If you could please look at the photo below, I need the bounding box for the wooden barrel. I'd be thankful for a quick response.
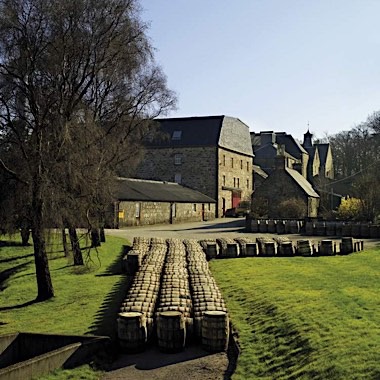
[117,312,147,352]
[325,222,336,236]
[341,237,354,255]
[296,240,312,256]
[289,220,300,234]
[156,311,186,353]
[369,225,380,238]
[201,311,229,352]
[206,243,218,260]
[245,242,258,256]
[267,220,276,233]
[360,224,370,238]
[320,240,334,256]
[250,220,259,233]
[264,242,276,256]
[351,224,360,238]
[226,243,239,258]
[341,224,352,237]
[276,221,285,234]
[259,220,268,233]
[305,222,314,235]
[279,242,294,256]
[315,222,326,236]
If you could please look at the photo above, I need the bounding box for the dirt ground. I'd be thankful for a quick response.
[102,218,379,379]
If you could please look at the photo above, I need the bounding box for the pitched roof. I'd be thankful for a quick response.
[253,165,269,179]
[275,133,308,157]
[316,144,330,165]
[116,178,216,203]
[285,168,320,198]
[147,115,253,156]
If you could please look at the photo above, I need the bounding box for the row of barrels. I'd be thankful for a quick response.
[155,239,192,352]
[246,217,380,238]
[185,239,229,352]
[118,237,229,353]
[118,237,167,351]
[202,237,363,258]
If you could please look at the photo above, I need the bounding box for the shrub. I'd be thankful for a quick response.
[337,197,363,220]
[276,197,306,218]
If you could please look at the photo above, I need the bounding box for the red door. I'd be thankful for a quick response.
[232,191,241,208]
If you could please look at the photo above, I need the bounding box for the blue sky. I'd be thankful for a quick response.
[140,0,380,140]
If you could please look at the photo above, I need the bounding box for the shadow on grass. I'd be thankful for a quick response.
[87,248,131,341]
[0,240,31,247]
[0,253,34,264]
[0,262,33,291]
[0,299,38,312]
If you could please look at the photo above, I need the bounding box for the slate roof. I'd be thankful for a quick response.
[148,115,253,156]
[275,133,308,158]
[316,144,329,165]
[253,165,268,179]
[116,178,216,203]
[285,168,320,198]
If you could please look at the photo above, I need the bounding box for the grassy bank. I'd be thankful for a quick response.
[210,248,380,380]
[1,234,130,337]
[211,250,380,379]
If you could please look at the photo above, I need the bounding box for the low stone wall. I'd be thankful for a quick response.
[245,216,380,239]
[0,333,110,380]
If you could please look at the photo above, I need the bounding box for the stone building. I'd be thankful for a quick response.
[251,156,320,218]
[115,178,216,227]
[136,116,254,217]
[302,130,334,183]
[251,131,309,177]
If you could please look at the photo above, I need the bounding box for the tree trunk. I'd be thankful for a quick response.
[20,227,30,246]
[62,228,69,257]
[100,227,106,243]
[69,227,84,265]
[91,228,101,247]
[31,181,54,301]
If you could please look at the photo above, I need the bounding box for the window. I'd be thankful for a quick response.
[247,161,249,171]
[174,154,182,165]
[223,155,226,166]
[237,178,240,188]
[193,204,197,212]
[233,177,236,187]
[172,130,182,140]
[208,203,211,211]
[247,179,250,188]
[231,157,234,168]
[174,173,182,184]
[222,175,226,186]
[135,203,140,218]
[240,160,243,169]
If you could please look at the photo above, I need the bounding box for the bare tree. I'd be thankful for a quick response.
[0,0,176,300]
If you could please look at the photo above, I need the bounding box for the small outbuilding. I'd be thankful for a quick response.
[114,178,216,227]
[251,156,320,218]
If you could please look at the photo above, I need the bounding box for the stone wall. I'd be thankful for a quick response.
[136,146,218,200]
[118,201,216,227]
[218,147,253,217]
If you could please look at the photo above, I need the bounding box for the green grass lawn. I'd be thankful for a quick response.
[0,233,130,379]
[210,248,380,380]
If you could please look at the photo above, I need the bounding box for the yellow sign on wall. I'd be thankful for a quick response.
[118,210,125,219]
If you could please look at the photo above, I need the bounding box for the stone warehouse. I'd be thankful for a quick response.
[136,116,254,217]
[115,178,216,227]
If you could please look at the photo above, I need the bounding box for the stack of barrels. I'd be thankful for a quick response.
[256,237,276,256]
[273,236,294,256]
[156,239,192,352]
[216,237,239,258]
[123,236,151,275]
[185,240,229,352]
[234,237,258,256]
[200,239,219,259]
[118,237,167,351]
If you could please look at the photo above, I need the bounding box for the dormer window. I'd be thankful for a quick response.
[172,130,182,140]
